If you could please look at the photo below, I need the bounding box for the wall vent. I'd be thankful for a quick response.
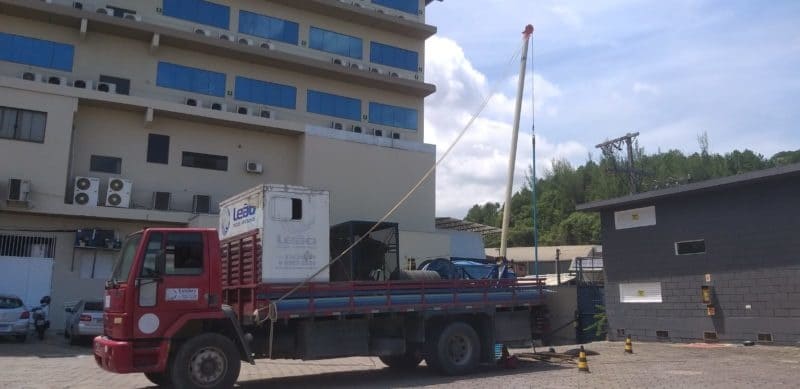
[656,330,669,339]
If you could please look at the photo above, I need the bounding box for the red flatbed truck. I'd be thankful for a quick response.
[94,186,549,388]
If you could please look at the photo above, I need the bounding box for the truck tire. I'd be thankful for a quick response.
[169,333,241,389]
[144,372,171,387]
[425,322,480,376]
[379,345,423,369]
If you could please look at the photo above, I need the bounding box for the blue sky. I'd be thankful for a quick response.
[424,0,800,217]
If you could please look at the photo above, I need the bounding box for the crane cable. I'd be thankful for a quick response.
[258,36,531,353]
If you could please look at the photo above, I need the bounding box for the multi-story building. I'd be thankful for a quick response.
[0,0,446,328]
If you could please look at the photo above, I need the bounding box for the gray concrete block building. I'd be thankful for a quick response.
[577,163,800,344]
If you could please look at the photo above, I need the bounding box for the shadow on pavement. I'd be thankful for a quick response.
[0,335,93,358]
[237,360,569,388]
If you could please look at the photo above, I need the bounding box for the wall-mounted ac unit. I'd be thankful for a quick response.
[152,191,171,211]
[186,97,202,107]
[390,72,400,78]
[192,195,211,214]
[238,37,254,46]
[369,67,386,75]
[245,161,263,174]
[352,125,363,133]
[211,102,227,111]
[194,28,211,37]
[73,176,100,207]
[123,13,142,22]
[219,33,234,42]
[22,72,43,82]
[236,106,250,115]
[47,76,67,85]
[95,7,113,16]
[332,58,348,67]
[97,82,116,93]
[331,121,343,130]
[259,109,272,119]
[73,79,93,89]
[350,63,365,70]
[260,41,275,50]
[7,178,31,203]
[374,129,383,137]
[105,178,132,208]
[392,132,401,140]
[73,2,83,10]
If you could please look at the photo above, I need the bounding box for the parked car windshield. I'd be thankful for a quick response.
[84,301,104,312]
[110,233,142,284]
[0,296,23,309]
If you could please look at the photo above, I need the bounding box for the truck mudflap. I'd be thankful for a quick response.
[93,336,169,374]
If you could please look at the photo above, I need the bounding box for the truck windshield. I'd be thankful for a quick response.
[110,233,142,284]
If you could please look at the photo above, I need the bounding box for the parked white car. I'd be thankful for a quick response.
[0,294,29,342]
[64,299,104,345]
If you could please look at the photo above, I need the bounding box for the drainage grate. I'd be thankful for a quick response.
[757,333,773,342]
[703,331,718,342]
[656,330,669,339]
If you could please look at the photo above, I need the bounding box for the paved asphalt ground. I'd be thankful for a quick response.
[1,335,798,388]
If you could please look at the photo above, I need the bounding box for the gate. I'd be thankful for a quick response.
[575,255,604,344]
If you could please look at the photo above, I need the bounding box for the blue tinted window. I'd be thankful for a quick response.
[309,27,362,59]
[156,62,226,97]
[369,102,418,130]
[234,76,296,109]
[163,0,230,29]
[371,0,419,14]
[307,90,361,121]
[370,42,418,72]
[238,11,298,45]
[0,32,74,72]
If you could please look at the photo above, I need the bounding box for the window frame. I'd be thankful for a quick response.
[234,76,297,109]
[674,239,706,256]
[181,151,228,171]
[238,10,299,45]
[89,155,122,174]
[368,102,418,130]
[147,134,170,164]
[0,32,75,72]
[309,26,363,59]
[156,62,227,97]
[369,41,419,72]
[0,106,47,143]
[162,0,230,29]
[306,90,361,121]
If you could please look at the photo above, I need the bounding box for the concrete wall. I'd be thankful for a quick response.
[600,178,800,344]
[545,285,577,345]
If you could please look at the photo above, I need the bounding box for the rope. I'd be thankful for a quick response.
[257,37,529,328]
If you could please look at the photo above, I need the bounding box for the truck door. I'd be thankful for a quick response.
[133,231,209,339]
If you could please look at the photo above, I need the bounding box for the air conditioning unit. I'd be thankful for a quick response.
[236,106,250,115]
[259,109,272,119]
[374,129,383,137]
[123,13,142,22]
[219,33,234,42]
[22,72,43,82]
[245,161,263,174]
[73,176,100,207]
[370,67,386,75]
[260,41,275,50]
[211,102,226,111]
[47,76,67,85]
[95,7,113,16]
[186,97,202,107]
[7,178,31,203]
[97,82,116,93]
[194,28,211,37]
[105,178,132,208]
[332,58,348,66]
[238,37,254,46]
[392,132,401,140]
[390,72,400,78]
[192,195,211,214]
[152,191,171,211]
[350,63,365,70]
[352,125,363,133]
[73,2,83,10]
[331,121,343,130]
[73,79,93,89]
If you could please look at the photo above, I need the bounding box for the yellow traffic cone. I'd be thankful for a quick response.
[577,345,589,373]
[625,335,633,354]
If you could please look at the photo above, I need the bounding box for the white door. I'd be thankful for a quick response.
[0,256,54,308]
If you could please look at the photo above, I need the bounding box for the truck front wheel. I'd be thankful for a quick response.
[426,322,480,376]
[170,333,241,389]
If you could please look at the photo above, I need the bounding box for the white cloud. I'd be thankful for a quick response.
[425,36,587,218]
[632,82,661,95]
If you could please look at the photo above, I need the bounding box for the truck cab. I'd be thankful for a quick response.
[95,228,249,388]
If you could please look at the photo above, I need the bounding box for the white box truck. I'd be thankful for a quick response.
[218,184,330,283]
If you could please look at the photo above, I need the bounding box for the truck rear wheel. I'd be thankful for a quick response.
[379,345,423,369]
[425,322,480,376]
[144,372,171,387]
[170,333,241,389]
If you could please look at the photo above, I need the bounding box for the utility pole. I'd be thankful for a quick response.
[595,132,640,195]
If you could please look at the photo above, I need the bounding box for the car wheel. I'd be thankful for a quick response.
[169,333,241,389]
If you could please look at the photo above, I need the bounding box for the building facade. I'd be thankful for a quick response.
[577,164,800,345]
[0,0,443,328]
